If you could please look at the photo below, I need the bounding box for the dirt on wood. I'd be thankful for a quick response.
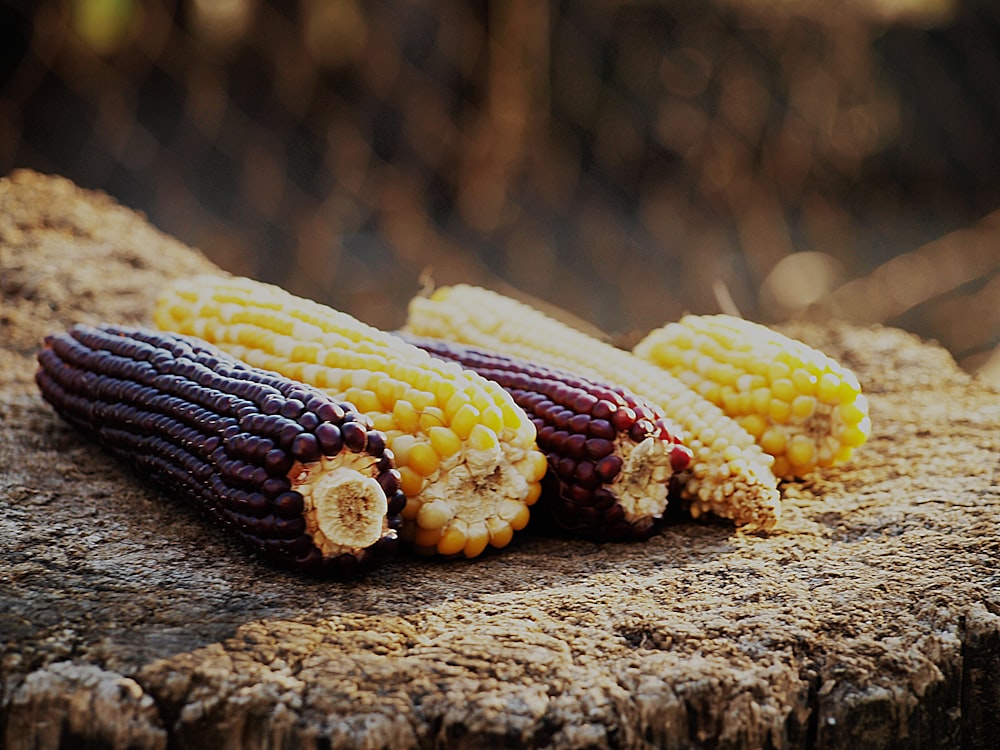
[1,170,998,749]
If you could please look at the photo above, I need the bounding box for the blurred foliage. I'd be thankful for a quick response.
[1,0,997,379]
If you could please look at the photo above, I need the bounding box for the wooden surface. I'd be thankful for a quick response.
[1,170,998,749]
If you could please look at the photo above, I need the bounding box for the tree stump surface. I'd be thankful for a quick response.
[1,170,998,749]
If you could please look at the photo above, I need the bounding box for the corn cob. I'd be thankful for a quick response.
[633,315,871,478]
[154,275,547,558]
[35,325,405,577]
[398,334,694,541]
[404,285,782,529]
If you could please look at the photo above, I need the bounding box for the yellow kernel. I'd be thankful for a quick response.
[697,381,721,404]
[838,397,868,426]
[428,426,462,457]
[407,441,441,477]
[371,413,396,433]
[738,413,767,439]
[751,387,772,415]
[817,373,841,404]
[468,423,500,452]
[791,395,816,421]
[721,387,740,414]
[523,482,542,508]
[759,426,787,455]
[786,435,817,470]
[771,378,796,402]
[450,403,481,439]
[463,522,491,557]
[487,517,514,548]
[444,390,471,419]
[768,360,792,380]
[390,434,417,464]
[412,525,442,548]
[408,389,437,412]
[833,444,855,464]
[401,496,421,521]
[418,406,447,431]
[343,387,381,415]
[525,450,549,483]
[417,499,453,530]
[397,466,425,497]
[840,420,870,448]
[500,401,527,430]
[436,526,468,556]
[375,377,402,410]
[791,368,818,396]
[769,398,791,424]
[771,456,792,478]
[394,399,422,434]
[435,378,459,405]
[471,390,494,412]
[480,404,505,434]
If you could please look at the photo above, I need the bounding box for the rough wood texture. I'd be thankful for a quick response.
[1,170,998,749]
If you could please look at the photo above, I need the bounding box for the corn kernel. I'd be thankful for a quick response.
[752,387,772,415]
[480,404,505,434]
[412,525,442,548]
[739,413,767,439]
[436,526,468,556]
[786,434,816,469]
[838,397,868,426]
[392,399,421,434]
[817,372,841,404]
[760,426,786,455]
[840,420,870,448]
[450,403,481,439]
[463,522,490,557]
[468,423,500,452]
[791,395,816,421]
[487,518,514,548]
[408,441,441,477]
[768,398,791,424]
[428,426,462,457]
[417,499,453,530]
[418,406,446,431]
[791,368,817,395]
[397,466,425,496]
[771,378,796,402]
[401,496,421,521]
[522,482,542,508]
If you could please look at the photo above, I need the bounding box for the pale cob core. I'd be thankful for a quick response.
[614,435,678,521]
[403,285,782,529]
[154,276,547,558]
[633,315,871,478]
[293,453,389,554]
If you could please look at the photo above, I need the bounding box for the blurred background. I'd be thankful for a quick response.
[1,0,998,381]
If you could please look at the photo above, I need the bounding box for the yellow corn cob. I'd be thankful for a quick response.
[154,275,548,558]
[404,285,782,529]
[632,314,871,478]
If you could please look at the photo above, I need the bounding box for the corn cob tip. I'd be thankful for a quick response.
[633,313,871,478]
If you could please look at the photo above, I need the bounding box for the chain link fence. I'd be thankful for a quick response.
[2,0,998,378]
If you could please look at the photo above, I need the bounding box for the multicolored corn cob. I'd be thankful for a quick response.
[633,315,871,478]
[404,285,783,529]
[154,275,548,558]
[398,334,694,541]
[35,325,404,577]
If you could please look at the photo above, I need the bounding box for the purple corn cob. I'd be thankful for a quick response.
[35,325,405,577]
